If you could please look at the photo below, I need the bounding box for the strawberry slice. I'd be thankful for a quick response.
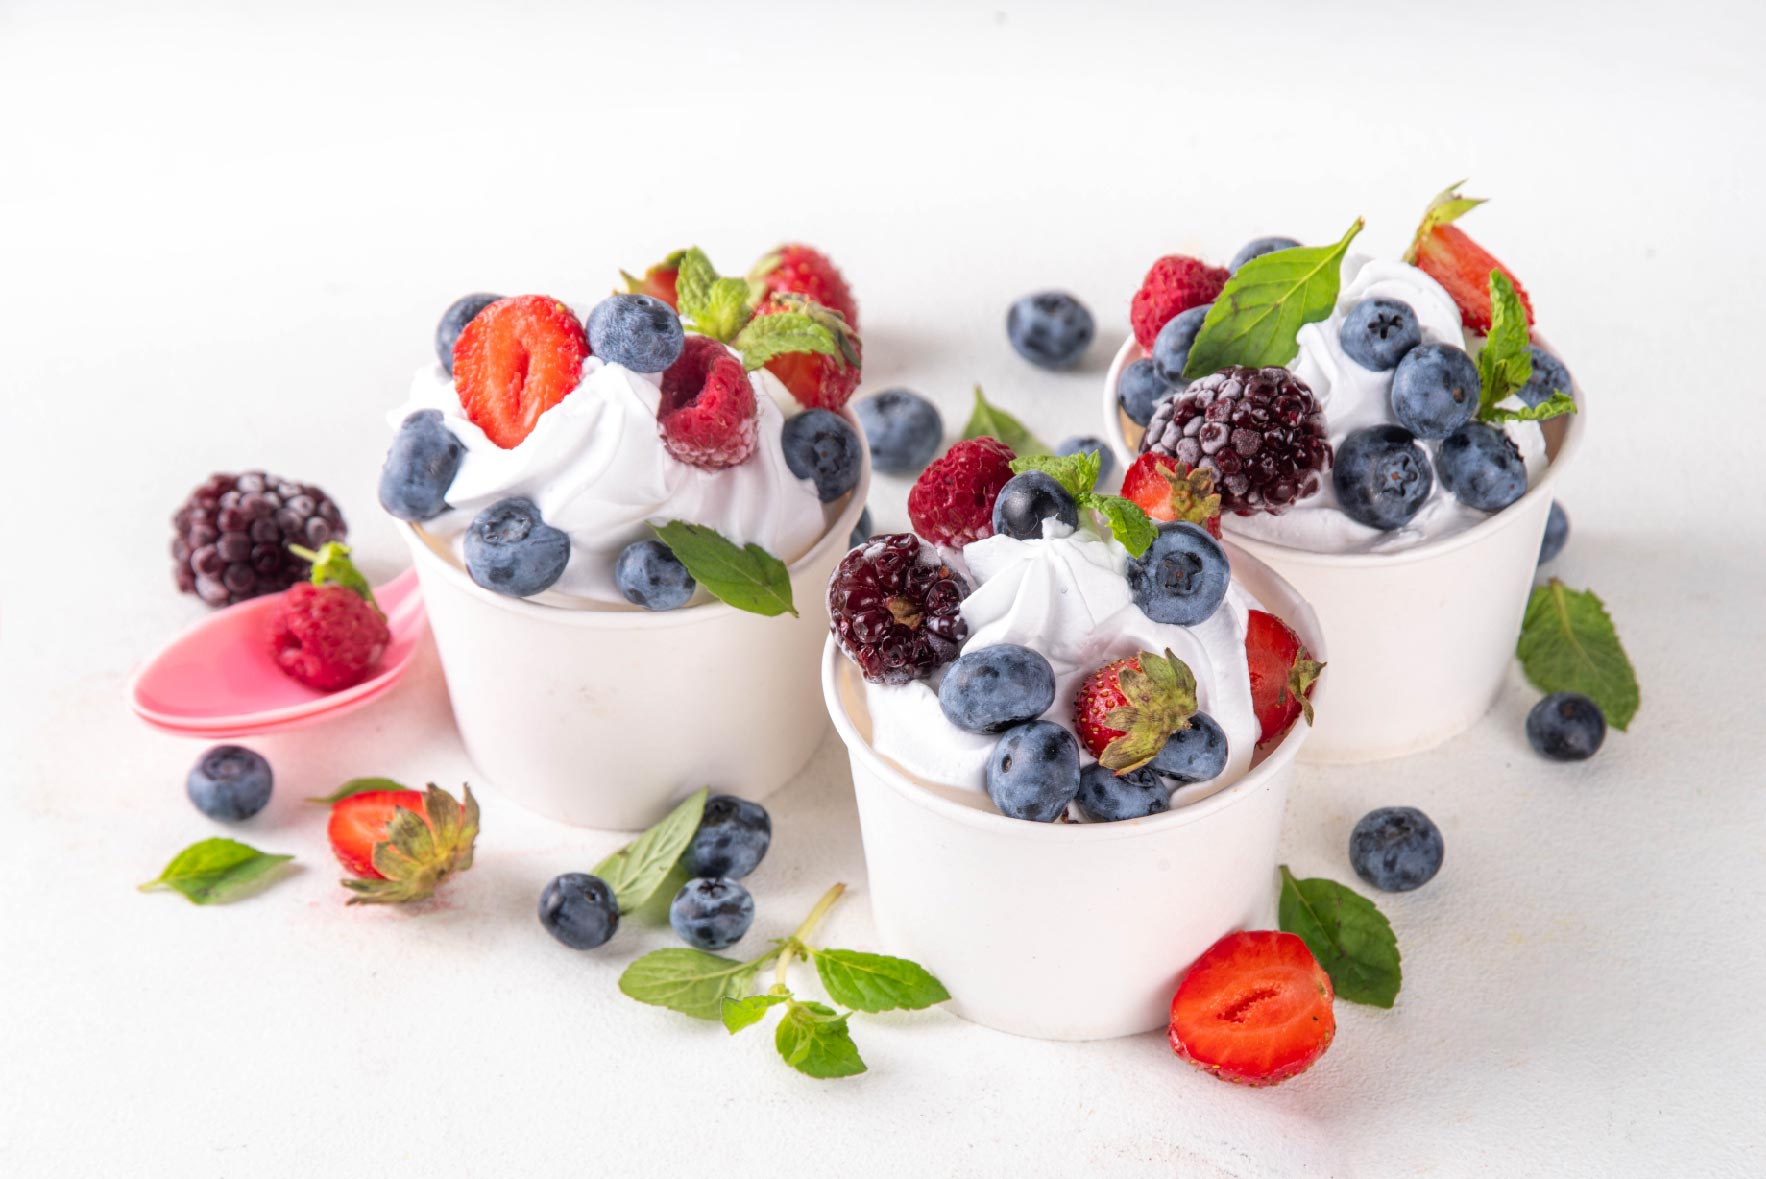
[1245,609,1322,746]
[1405,184,1534,335]
[1120,453,1223,539]
[453,295,589,449]
[327,789,426,879]
[1169,930,1335,1087]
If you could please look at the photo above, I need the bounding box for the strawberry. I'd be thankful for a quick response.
[327,783,479,905]
[453,295,589,449]
[621,250,684,309]
[1120,453,1223,539]
[1130,254,1228,351]
[751,244,858,329]
[1072,649,1199,772]
[658,335,758,469]
[1244,609,1323,746]
[1405,183,1534,334]
[753,294,863,412]
[1168,930,1335,1087]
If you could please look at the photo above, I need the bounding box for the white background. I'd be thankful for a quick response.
[4,1,1764,1175]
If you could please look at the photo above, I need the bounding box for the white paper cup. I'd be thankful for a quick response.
[404,434,870,831]
[1102,338,1587,763]
[822,543,1323,1041]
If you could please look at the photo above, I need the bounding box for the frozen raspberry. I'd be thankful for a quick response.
[906,437,1017,547]
[1140,366,1332,515]
[1130,255,1228,351]
[658,335,758,469]
[269,583,390,691]
[827,533,971,685]
[171,472,347,607]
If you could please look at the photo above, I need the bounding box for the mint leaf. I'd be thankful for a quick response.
[631,860,692,926]
[1009,452,1100,500]
[140,838,295,905]
[722,990,789,1034]
[650,521,796,617]
[306,777,405,805]
[673,247,717,327]
[1476,269,1534,419]
[962,386,1047,456]
[592,786,709,913]
[1485,390,1576,425]
[1184,218,1364,379]
[774,1000,866,1079]
[619,948,764,1021]
[1083,494,1158,558]
[812,948,950,1013]
[700,278,754,343]
[1516,580,1640,730]
[733,310,840,371]
[1278,866,1402,1008]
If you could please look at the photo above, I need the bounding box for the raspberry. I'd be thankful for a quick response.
[1130,255,1228,350]
[268,583,390,691]
[658,336,758,469]
[753,244,859,329]
[827,533,971,685]
[907,437,1017,547]
[453,295,589,449]
[171,472,347,607]
[1140,366,1332,516]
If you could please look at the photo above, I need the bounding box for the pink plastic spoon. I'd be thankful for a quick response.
[128,568,427,738]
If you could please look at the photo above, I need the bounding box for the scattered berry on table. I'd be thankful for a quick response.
[379,409,465,521]
[751,243,859,329]
[1339,297,1421,372]
[1520,345,1572,407]
[1437,421,1527,512]
[683,795,773,879]
[755,294,863,413]
[185,745,274,822]
[1348,805,1445,892]
[326,788,427,878]
[907,436,1017,547]
[1168,930,1335,1087]
[985,720,1082,822]
[435,293,501,376]
[781,409,863,503]
[1117,358,1174,427]
[670,877,755,951]
[1412,221,1533,334]
[464,497,570,597]
[1333,424,1434,531]
[849,505,874,550]
[1244,609,1321,746]
[1055,435,1115,482]
[1151,304,1210,383]
[857,389,943,474]
[1006,291,1095,369]
[658,335,758,469]
[1526,692,1606,761]
[828,533,971,684]
[1075,763,1170,822]
[1227,236,1301,274]
[1140,366,1331,516]
[1390,343,1479,439]
[172,472,347,607]
[453,295,589,449]
[938,643,1057,734]
[538,873,620,950]
[326,785,479,903]
[614,539,695,611]
[1131,254,1228,350]
[586,293,685,373]
[1150,710,1229,784]
[1538,501,1570,566]
[991,470,1080,540]
[1127,522,1230,626]
[1121,453,1223,537]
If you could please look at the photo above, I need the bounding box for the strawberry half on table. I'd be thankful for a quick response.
[1405,182,1535,335]
[1169,930,1335,1087]
[327,784,479,905]
[1244,609,1323,747]
[453,295,590,449]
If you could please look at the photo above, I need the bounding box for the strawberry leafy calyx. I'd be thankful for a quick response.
[1283,657,1325,727]
[1402,179,1487,265]
[289,541,378,611]
[342,783,480,905]
[1099,649,1200,772]
[1163,464,1222,532]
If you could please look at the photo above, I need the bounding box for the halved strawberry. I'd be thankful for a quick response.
[658,335,758,469]
[1245,609,1322,746]
[1073,650,1198,771]
[621,251,684,309]
[326,784,479,905]
[1120,453,1223,539]
[753,294,863,412]
[453,295,589,449]
[327,789,426,879]
[1169,930,1334,1087]
[1405,184,1534,334]
[751,243,858,329]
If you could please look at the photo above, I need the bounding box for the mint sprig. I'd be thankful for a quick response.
[1516,579,1639,730]
[1008,452,1157,557]
[140,838,295,905]
[962,386,1048,457]
[592,787,710,914]
[673,247,754,342]
[1277,866,1402,1008]
[1486,391,1576,424]
[1476,269,1576,425]
[650,520,796,617]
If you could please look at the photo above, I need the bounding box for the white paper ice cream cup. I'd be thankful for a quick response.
[822,542,1323,1041]
[1102,338,1587,764]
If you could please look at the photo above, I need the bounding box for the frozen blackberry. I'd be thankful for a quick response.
[171,472,348,607]
[827,533,971,685]
[1139,366,1331,515]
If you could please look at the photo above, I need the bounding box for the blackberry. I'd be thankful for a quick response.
[171,472,347,607]
[1140,366,1331,515]
[827,533,971,685]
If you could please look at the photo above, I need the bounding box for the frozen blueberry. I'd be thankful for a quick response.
[669,877,755,951]
[1126,522,1229,626]
[185,745,273,822]
[1348,806,1444,893]
[1117,358,1174,426]
[684,795,772,879]
[992,471,1080,540]
[985,721,1082,822]
[615,539,695,611]
[435,293,500,375]
[1390,343,1480,440]
[1339,298,1421,372]
[1151,304,1210,383]
[464,497,570,597]
[1076,764,1170,823]
[1526,693,1606,761]
[378,409,465,521]
[1520,345,1573,408]
[586,293,685,373]
[856,389,943,474]
[782,409,863,503]
[1007,291,1095,369]
[850,505,875,550]
[938,643,1057,734]
[538,873,619,950]
[1333,425,1434,531]
[1150,711,1229,784]
[1056,435,1115,483]
[1437,422,1527,513]
[1228,236,1300,274]
[1538,501,1570,566]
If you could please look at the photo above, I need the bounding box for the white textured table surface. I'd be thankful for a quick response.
[4,2,1764,1175]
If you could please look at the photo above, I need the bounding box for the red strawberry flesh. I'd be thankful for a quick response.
[453,295,589,449]
[1168,930,1335,1087]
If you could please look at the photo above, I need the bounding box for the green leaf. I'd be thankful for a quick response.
[1083,493,1158,558]
[961,386,1047,456]
[812,948,951,1013]
[774,1000,867,1079]
[1184,218,1364,379]
[1278,866,1402,1008]
[592,786,709,913]
[1484,390,1577,425]
[139,838,295,905]
[631,860,692,926]
[306,777,405,805]
[650,521,796,617]
[619,948,764,1021]
[288,541,375,606]
[1009,451,1100,500]
[733,310,841,370]
[700,278,754,342]
[672,247,717,326]
[1403,180,1487,263]
[1476,269,1535,418]
[1516,580,1640,730]
[721,990,789,1034]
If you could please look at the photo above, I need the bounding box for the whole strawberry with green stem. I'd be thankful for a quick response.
[1073,649,1200,772]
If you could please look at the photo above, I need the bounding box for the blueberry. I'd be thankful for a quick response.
[464,497,570,597]
[991,471,1079,540]
[1126,522,1229,626]
[1333,425,1434,531]
[1006,291,1095,369]
[985,721,1081,822]
[1349,806,1444,892]
[586,293,685,373]
[1538,501,1570,566]
[1228,236,1300,274]
[683,795,772,879]
[1075,764,1170,822]
[435,293,500,375]
[1526,693,1606,761]
[1151,304,1210,383]
[1390,343,1480,439]
[614,539,695,611]
[378,409,465,521]
[1150,710,1228,783]
[1339,298,1421,372]
[782,409,863,504]
[850,505,874,550]
[538,873,619,950]
[669,877,755,951]
[185,745,273,822]
[1520,345,1572,408]
[938,643,1057,734]
[1055,435,1115,483]
[856,389,943,474]
[1437,422,1527,512]
[1117,358,1174,427]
